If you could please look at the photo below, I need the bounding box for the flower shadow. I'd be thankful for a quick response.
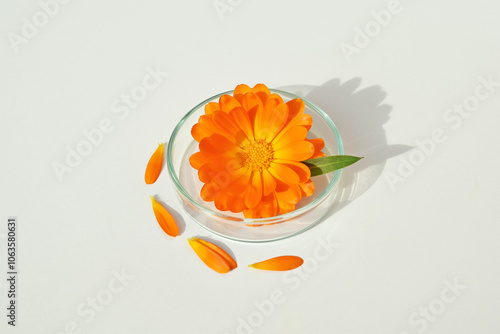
[278,78,411,219]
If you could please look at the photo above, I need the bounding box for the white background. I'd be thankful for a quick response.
[1,0,500,333]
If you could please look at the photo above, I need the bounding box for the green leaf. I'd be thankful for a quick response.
[302,155,363,177]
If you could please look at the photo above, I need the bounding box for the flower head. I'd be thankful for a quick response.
[189,84,325,218]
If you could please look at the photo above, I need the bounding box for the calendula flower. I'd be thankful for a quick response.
[189,84,325,218]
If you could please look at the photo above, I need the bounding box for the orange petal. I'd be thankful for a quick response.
[198,164,214,183]
[219,94,241,113]
[259,195,278,218]
[260,196,279,218]
[227,172,252,196]
[274,141,315,161]
[227,194,246,213]
[267,93,284,105]
[150,196,179,237]
[207,155,241,174]
[276,185,302,214]
[212,110,239,136]
[241,92,263,126]
[274,175,291,192]
[314,152,327,158]
[306,138,326,159]
[234,84,252,95]
[191,123,209,142]
[269,163,300,185]
[204,158,241,188]
[271,113,312,147]
[286,98,305,121]
[204,114,237,141]
[245,172,262,209]
[145,143,164,184]
[276,184,302,205]
[272,125,308,150]
[188,237,237,273]
[268,103,289,139]
[199,134,237,157]
[299,179,315,197]
[196,238,237,270]
[199,114,218,132]
[204,102,220,115]
[249,256,303,271]
[274,160,311,183]
[290,113,313,130]
[251,83,271,104]
[191,114,221,142]
[189,152,206,170]
[195,238,237,270]
[199,137,218,156]
[212,111,248,145]
[254,98,277,140]
[276,200,295,215]
[210,133,239,153]
[243,193,278,218]
[256,101,289,141]
[243,208,259,219]
[200,182,219,202]
[229,107,254,141]
[214,188,230,211]
[234,84,252,104]
[261,170,277,196]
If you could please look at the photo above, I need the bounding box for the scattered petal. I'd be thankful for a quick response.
[249,256,303,271]
[150,196,179,237]
[145,143,164,184]
[188,237,237,273]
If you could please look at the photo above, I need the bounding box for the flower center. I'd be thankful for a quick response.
[239,140,274,172]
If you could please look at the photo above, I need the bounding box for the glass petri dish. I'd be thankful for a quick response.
[167,89,344,242]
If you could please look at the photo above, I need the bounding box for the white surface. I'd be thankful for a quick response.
[1,0,500,333]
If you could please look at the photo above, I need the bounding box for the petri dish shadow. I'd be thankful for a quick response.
[278,78,412,220]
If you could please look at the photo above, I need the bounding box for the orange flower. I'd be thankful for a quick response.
[189,84,325,218]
